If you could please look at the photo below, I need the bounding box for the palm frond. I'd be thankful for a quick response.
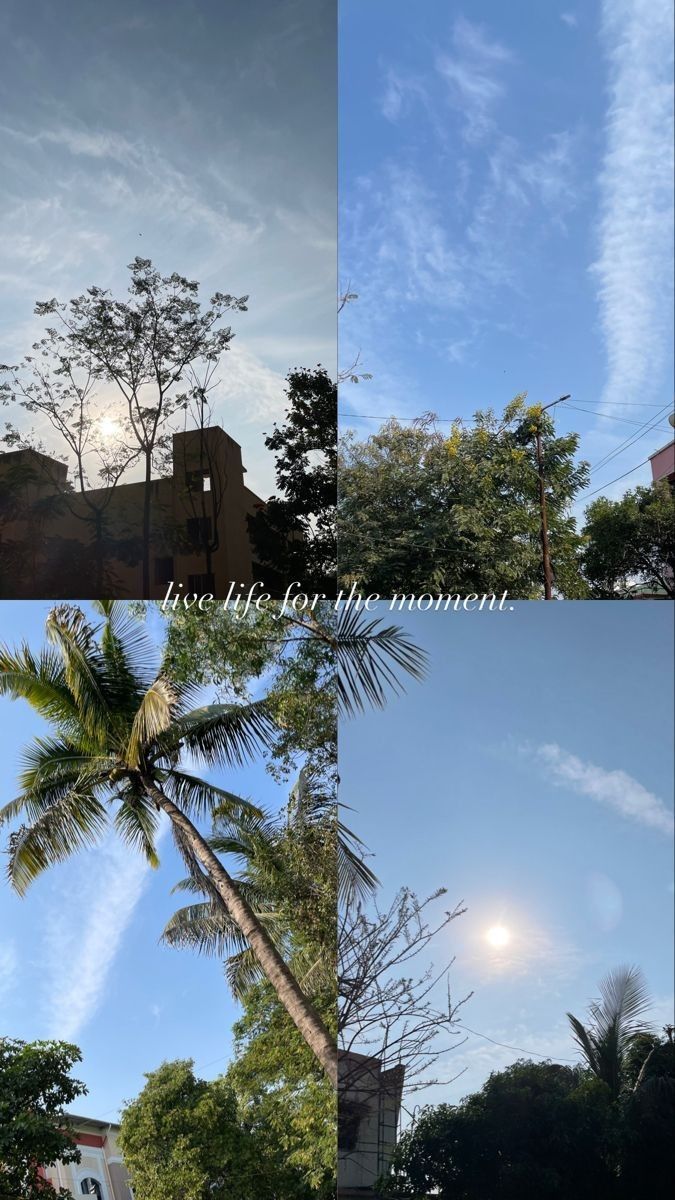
[567,1012,600,1074]
[126,677,176,768]
[0,644,79,731]
[160,769,260,821]
[113,783,161,867]
[336,608,428,717]
[157,700,275,767]
[45,606,111,743]
[7,790,109,895]
[595,965,653,1044]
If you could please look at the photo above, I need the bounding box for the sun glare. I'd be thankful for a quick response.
[486,924,511,948]
[98,416,121,441]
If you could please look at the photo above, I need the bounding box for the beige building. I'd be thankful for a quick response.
[40,1114,132,1200]
[338,1051,405,1198]
[0,426,277,599]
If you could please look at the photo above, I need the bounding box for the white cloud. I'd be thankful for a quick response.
[529,743,674,836]
[42,825,167,1041]
[591,0,674,413]
[0,940,18,1007]
[436,17,514,143]
[560,12,579,28]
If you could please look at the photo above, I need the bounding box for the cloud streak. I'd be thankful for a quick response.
[43,827,166,1040]
[529,743,674,836]
[592,0,674,413]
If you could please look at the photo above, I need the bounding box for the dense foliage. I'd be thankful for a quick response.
[0,1037,86,1200]
[118,1060,265,1200]
[338,398,590,597]
[582,480,675,597]
[250,367,337,594]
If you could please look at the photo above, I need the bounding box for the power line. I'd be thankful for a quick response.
[583,456,653,499]
[588,404,672,475]
[457,1023,576,1063]
[566,404,672,432]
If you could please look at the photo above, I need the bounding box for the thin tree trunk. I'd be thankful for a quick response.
[142,449,152,597]
[141,775,338,1087]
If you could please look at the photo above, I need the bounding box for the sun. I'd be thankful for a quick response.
[486,924,511,948]
[98,416,121,441]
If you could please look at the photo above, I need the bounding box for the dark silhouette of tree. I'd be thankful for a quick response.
[250,367,336,594]
[3,259,247,595]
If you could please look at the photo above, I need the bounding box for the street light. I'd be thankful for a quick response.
[535,395,570,600]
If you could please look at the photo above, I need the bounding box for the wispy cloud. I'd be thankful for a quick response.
[0,940,18,1007]
[591,0,674,413]
[436,17,514,143]
[560,12,579,28]
[43,826,166,1040]
[525,743,674,836]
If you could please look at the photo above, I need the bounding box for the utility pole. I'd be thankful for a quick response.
[535,395,570,600]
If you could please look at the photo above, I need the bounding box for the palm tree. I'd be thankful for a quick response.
[567,965,653,1099]
[0,601,339,1081]
[0,600,426,1088]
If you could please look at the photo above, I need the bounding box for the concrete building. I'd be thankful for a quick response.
[0,426,276,598]
[40,1115,132,1199]
[649,437,675,488]
[338,1051,405,1199]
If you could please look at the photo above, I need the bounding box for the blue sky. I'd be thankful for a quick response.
[0,0,335,499]
[340,601,674,1108]
[339,0,674,505]
[0,601,291,1120]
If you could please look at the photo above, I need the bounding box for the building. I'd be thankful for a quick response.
[0,425,278,599]
[338,1051,405,1198]
[40,1114,132,1199]
[649,434,675,488]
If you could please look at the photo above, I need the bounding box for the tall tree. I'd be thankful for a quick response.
[0,1037,86,1200]
[338,398,589,597]
[582,481,675,597]
[0,601,335,1083]
[249,367,337,594]
[21,259,247,595]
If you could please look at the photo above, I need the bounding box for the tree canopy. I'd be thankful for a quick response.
[582,480,675,597]
[338,398,589,597]
[118,1060,263,1200]
[0,1037,86,1200]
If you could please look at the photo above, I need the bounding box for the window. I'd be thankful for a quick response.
[80,1180,103,1198]
[188,573,215,595]
[154,556,174,584]
[186,516,212,546]
[186,470,211,492]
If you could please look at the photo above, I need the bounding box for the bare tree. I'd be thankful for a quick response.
[339,886,470,1100]
[1,349,140,593]
[25,259,247,595]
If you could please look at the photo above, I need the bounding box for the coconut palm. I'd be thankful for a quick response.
[161,763,371,1000]
[567,965,653,1099]
[0,600,338,1083]
[0,600,426,1088]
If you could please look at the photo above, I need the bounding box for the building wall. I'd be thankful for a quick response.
[0,426,269,598]
[42,1123,133,1200]
[649,439,675,486]
[338,1052,404,1198]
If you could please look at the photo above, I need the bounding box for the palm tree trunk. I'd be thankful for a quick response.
[141,775,338,1087]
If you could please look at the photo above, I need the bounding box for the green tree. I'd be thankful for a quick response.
[379,1061,616,1200]
[118,1060,263,1200]
[0,601,335,1083]
[567,965,653,1100]
[338,398,589,597]
[0,1037,86,1200]
[249,367,337,594]
[582,481,675,597]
